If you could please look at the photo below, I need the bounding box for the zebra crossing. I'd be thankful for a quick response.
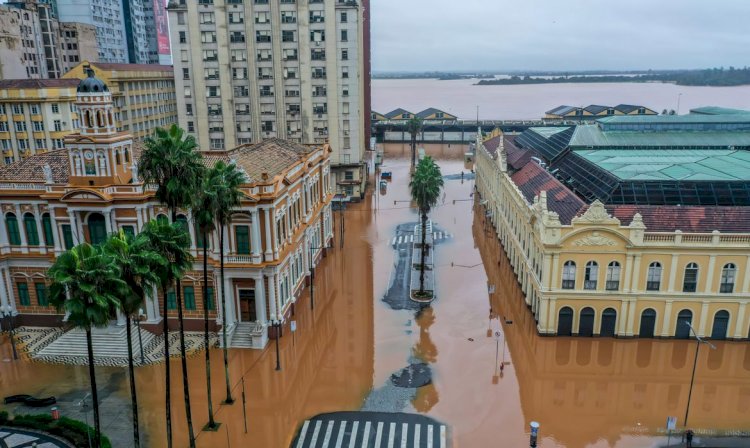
[391,232,452,247]
[293,413,448,448]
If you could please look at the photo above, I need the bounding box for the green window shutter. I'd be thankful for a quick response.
[24,214,39,245]
[122,225,135,238]
[184,286,195,310]
[235,225,250,254]
[6,215,20,245]
[206,286,214,310]
[167,290,176,310]
[196,226,210,249]
[62,224,74,249]
[42,214,54,246]
[35,283,48,306]
[88,215,106,245]
[17,283,30,306]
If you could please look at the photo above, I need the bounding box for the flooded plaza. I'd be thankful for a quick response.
[2,144,750,447]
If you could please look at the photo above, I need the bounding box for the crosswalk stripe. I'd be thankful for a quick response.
[335,421,347,448]
[362,421,372,448]
[391,237,396,245]
[427,425,434,448]
[440,425,446,448]
[321,421,334,447]
[397,236,402,244]
[296,421,310,448]
[374,422,384,448]
[409,235,414,242]
[348,421,359,448]
[309,420,322,447]
[400,423,408,448]
[387,422,396,448]
[414,424,421,447]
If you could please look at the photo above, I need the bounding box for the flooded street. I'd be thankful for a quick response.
[3,145,750,447]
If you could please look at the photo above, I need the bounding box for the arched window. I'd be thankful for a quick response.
[124,148,130,163]
[584,261,598,290]
[108,111,113,126]
[85,110,92,128]
[683,263,699,292]
[96,110,104,127]
[579,307,595,337]
[675,309,693,339]
[647,262,662,291]
[605,261,621,291]
[156,214,169,225]
[115,151,121,165]
[711,310,730,340]
[600,308,617,337]
[720,263,736,293]
[5,213,21,245]
[557,306,573,336]
[23,213,39,246]
[87,213,107,245]
[42,213,54,246]
[639,308,657,338]
[562,261,576,289]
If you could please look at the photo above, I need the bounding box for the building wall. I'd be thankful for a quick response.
[59,22,99,74]
[167,0,365,198]
[475,133,750,340]
[0,4,49,79]
[57,0,129,62]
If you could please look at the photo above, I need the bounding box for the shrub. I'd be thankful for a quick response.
[0,412,111,448]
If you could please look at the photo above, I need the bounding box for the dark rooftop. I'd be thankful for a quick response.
[578,204,750,233]
[511,161,585,225]
[0,79,80,89]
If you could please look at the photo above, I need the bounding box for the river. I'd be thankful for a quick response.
[372,78,750,119]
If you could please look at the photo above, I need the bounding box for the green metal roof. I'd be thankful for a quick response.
[574,148,750,181]
[569,124,750,148]
[689,106,750,115]
[596,114,750,124]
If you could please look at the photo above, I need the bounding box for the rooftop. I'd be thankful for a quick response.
[88,62,174,73]
[385,108,412,118]
[569,123,750,148]
[689,106,750,116]
[0,79,80,90]
[577,204,750,233]
[510,162,585,224]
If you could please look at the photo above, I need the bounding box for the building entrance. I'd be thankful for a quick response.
[238,289,257,322]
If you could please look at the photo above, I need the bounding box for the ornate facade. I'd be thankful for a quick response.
[0,69,334,349]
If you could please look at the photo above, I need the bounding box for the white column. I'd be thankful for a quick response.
[187,211,197,251]
[550,254,559,290]
[223,224,231,254]
[135,206,143,232]
[103,210,112,234]
[263,208,273,261]
[115,308,126,326]
[48,207,62,254]
[626,299,637,337]
[255,275,267,325]
[548,297,557,333]
[15,205,28,250]
[743,256,750,293]
[4,268,16,313]
[661,300,673,337]
[733,302,747,339]
[538,296,549,333]
[618,300,628,336]
[0,209,9,253]
[0,267,9,311]
[33,205,45,254]
[268,272,277,320]
[697,300,710,337]
[251,209,262,263]
[146,284,160,323]
[224,275,236,326]
[630,255,642,293]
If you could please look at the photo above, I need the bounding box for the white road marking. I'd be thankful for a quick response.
[296,421,310,448]
[374,422,384,448]
[427,425,434,448]
[391,237,397,245]
[362,421,372,448]
[335,421,347,448]
[321,420,334,447]
[309,420,322,447]
[414,424,421,447]
[440,425,447,448]
[387,422,396,448]
[400,423,409,448]
[348,421,360,448]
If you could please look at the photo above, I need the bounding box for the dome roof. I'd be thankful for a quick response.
[77,68,108,93]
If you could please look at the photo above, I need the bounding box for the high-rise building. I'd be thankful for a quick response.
[59,22,99,74]
[0,2,48,79]
[56,0,129,63]
[167,0,369,199]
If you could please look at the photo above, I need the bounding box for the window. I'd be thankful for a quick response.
[167,289,176,310]
[23,213,39,246]
[720,263,736,293]
[184,286,196,310]
[54,120,62,131]
[17,282,30,306]
[199,12,214,24]
[6,213,20,245]
[30,104,39,114]
[179,31,187,44]
[122,226,135,238]
[231,49,246,62]
[281,11,296,23]
[51,103,59,114]
[201,31,216,43]
[32,121,43,131]
[210,139,224,150]
[235,225,250,254]
[206,286,214,310]
[341,30,348,41]
[341,49,348,60]
[42,213,53,246]
[342,67,349,78]
[282,30,295,42]
[203,49,218,61]
[584,261,598,290]
[177,12,185,25]
[182,68,190,80]
[62,224,74,249]
[562,261,576,289]
[344,171,354,181]
[647,262,662,291]
[606,261,620,291]
[35,283,48,306]
[187,121,194,132]
[229,12,244,23]
[340,12,347,22]
[15,121,27,132]
[683,263,699,292]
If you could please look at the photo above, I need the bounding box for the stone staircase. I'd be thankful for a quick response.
[36,324,156,360]
[229,322,267,349]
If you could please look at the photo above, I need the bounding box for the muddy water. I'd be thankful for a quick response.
[2,143,750,447]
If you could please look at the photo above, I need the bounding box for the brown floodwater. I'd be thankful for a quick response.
[2,144,750,448]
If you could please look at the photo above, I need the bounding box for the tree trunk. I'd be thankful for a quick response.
[203,233,217,428]
[410,134,417,173]
[220,223,234,403]
[85,327,102,448]
[163,285,173,448]
[125,315,140,447]
[420,211,427,294]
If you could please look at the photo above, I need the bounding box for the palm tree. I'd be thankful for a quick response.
[409,156,444,296]
[140,220,193,448]
[211,160,245,404]
[48,243,126,448]
[103,230,165,447]
[192,166,221,429]
[406,116,423,173]
[139,124,203,447]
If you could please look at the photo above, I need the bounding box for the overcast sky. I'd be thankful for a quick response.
[371,0,750,72]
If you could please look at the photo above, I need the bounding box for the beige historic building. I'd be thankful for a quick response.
[476,119,750,340]
[0,69,334,349]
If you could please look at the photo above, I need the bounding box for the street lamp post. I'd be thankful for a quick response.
[683,322,716,436]
[136,308,145,365]
[273,320,281,371]
[1,304,18,360]
[308,243,331,311]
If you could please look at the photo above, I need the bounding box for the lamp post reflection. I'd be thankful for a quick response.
[1,304,18,360]
[683,322,716,436]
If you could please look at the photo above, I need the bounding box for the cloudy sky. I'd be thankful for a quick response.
[371,0,750,72]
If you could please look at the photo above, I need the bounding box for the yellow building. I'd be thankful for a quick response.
[63,61,177,141]
[0,79,81,164]
[476,124,750,340]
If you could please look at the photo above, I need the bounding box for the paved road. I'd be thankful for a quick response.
[292,412,448,448]
[0,427,71,447]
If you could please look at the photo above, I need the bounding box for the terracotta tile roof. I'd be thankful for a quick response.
[511,162,585,224]
[91,62,173,72]
[578,204,750,233]
[0,149,70,183]
[505,136,533,170]
[0,79,80,89]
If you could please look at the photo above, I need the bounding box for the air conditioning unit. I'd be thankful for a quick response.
[343,130,349,136]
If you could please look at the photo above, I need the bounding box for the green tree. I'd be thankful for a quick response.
[103,230,165,447]
[409,156,444,296]
[48,244,126,448]
[138,124,203,447]
[406,117,423,174]
[211,160,245,404]
[139,220,193,448]
[192,166,221,429]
